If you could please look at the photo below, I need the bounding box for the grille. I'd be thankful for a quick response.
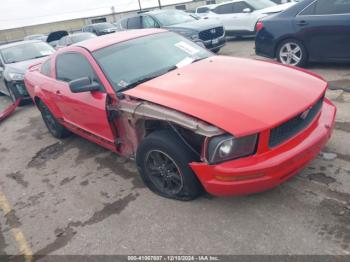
[199,27,224,41]
[269,96,324,148]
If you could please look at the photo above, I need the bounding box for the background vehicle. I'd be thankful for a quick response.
[255,0,350,67]
[195,0,295,36]
[115,10,225,52]
[82,22,117,36]
[271,0,302,3]
[0,40,55,103]
[46,30,69,48]
[24,34,48,41]
[56,32,97,49]
[25,29,335,200]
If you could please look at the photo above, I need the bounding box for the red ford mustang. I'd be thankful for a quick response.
[24,29,336,200]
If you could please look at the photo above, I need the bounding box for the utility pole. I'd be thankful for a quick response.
[111,6,116,23]
[158,0,162,9]
[138,0,142,11]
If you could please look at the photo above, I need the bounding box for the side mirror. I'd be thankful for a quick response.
[243,8,252,13]
[69,77,100,93]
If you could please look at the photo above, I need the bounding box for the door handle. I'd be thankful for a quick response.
[297,20,308,26]
[55,90,61,95]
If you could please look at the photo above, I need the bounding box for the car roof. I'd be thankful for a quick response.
[198,0,243,9]
[76,28,167,52]
[0,40,42,50]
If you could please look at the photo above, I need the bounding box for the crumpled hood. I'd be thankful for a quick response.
[255,3,295,15]
[124,56,327,137]
[6,57,47,75]
[165,18,223,32]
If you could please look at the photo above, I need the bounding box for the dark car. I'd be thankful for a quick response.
[56,33,97,49]
[255,0,350,67]
[47,30,69,48]
[115,10,226,52]
[0,40,55,103]
[82,23,117,36]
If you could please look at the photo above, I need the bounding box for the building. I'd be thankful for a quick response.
[0,0,226,43]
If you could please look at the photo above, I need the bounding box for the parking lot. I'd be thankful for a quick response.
[0,38,350,257]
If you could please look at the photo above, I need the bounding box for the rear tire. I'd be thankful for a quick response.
[38,100,71,139]
[136,130,203,201]
[277,39,308,67]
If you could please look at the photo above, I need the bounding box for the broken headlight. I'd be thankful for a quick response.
[207,133,258,164]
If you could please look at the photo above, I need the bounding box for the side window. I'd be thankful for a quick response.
[41,59,51,77]
[299,2,316,15]
[127,16,142,29]
[233,2,251,13]
[197,7,210,14]
[142,16,158,28]
[213,3,234,14]
[56,53,99,84]
[315,0,350,15]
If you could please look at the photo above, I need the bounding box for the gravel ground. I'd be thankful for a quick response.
[0,39,350,259]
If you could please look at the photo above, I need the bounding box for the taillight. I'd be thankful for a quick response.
[255,21,264,33]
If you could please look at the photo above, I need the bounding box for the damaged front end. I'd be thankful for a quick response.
[108,97,224,161]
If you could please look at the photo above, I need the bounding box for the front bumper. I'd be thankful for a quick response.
[190,99,336,197]
[8,80,30,98]
[203,35,226,51]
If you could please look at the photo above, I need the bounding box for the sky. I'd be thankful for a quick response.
[0,0,191,30]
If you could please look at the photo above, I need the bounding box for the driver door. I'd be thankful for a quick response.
[231,1,257,32]
[53,51,115,147]
[213,3,237,31]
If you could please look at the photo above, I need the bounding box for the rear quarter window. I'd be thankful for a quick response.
[41,59,51,77]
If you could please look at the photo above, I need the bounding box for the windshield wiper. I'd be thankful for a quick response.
[191,57,207,64]
[34,55,49,59]
[117,66,178,93]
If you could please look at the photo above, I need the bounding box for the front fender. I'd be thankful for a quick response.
[32,86,63,119]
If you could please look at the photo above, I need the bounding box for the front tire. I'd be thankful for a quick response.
[38,100,71,139]
[277,39,307,67]
[136,130,203,201]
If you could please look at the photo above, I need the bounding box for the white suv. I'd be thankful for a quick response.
[195,0,295,36]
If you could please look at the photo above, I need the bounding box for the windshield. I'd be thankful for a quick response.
[245,0,276,10]
[71,33,96,43]
[0,42,55,64]
[153,11,198,26]
[94,23,115,30]
[93,32,212,92]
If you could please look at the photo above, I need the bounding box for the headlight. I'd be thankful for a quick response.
[8,72,24,81]
[207,134,258,164]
